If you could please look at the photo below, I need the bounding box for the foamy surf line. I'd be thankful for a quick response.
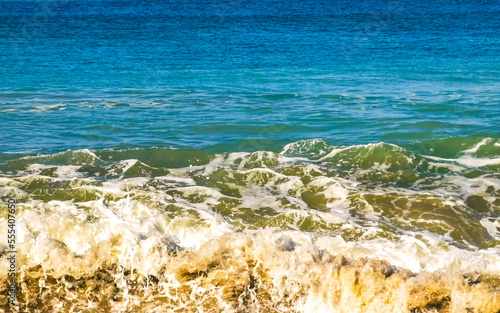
[1,138,500,312]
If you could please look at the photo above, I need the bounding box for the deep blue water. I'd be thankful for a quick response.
[1,0,500,153]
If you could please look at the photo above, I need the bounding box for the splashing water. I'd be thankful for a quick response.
[1,138,500,312]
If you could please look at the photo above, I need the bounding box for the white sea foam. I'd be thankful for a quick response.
[1,142,500,312]
[424,154,500,167]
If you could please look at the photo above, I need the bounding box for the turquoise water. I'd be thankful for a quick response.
[1,0,500,153]
[1,1,500,312]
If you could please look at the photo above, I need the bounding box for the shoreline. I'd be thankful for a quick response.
[1,232,499,312]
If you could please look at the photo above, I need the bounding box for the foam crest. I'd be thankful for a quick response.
[1,139,500,312]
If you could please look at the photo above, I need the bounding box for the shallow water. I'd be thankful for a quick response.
[1,139,500,312]
[1,0,500,312]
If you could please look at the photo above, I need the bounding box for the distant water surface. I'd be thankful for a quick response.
[0,0,499,153]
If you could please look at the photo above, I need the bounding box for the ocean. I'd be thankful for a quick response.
[0,0,500,312]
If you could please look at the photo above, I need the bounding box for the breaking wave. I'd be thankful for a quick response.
[1,137,500,312]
